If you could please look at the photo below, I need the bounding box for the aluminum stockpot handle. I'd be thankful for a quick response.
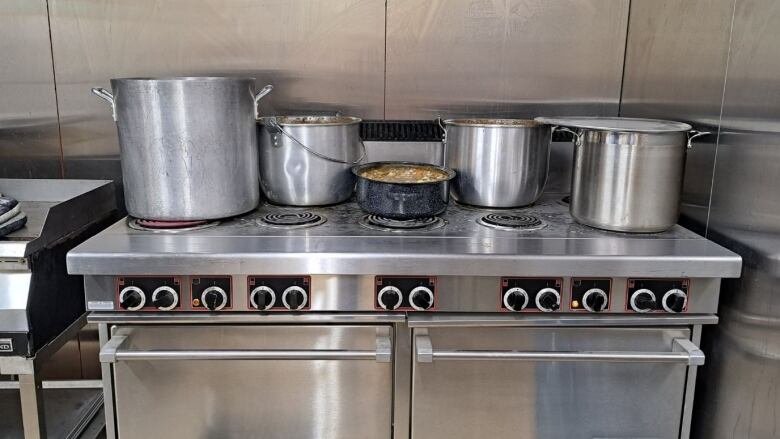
[686,130,711,149]
[253,84,274,119]
[100,334,392,363]
[91,87,117,121]
[415,334,703,366]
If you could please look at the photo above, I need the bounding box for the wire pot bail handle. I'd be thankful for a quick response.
[686,130,711,149]
[552,126,583,147]
[268,118,365,165]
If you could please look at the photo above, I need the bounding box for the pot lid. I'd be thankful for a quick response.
[533,116,692,133]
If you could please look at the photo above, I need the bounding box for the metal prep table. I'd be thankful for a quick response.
[0,179,115,439]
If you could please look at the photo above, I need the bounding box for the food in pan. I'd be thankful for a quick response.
[359,164,450,184]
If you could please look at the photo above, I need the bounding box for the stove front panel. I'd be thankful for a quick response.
[84,274,722,314]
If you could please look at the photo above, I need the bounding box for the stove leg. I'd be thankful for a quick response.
[680,324,703,439]
[393,322,412,439]
[18,371,46,439]
[99,323,118,439]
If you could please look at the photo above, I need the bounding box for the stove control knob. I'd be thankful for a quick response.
[630,289,657,313]
[119,286,146,311]
[250,286,276,310]
[662,289,687,313]
[409,286,435,311]
[582,288,609,313]
[202,286,228,311]
[377,286,403,310]
[282,286,308,310]
[151,286,179,311]
[535,288,561,312]
[503,287,529,311]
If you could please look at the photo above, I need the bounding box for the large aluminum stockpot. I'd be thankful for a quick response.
[443,119,551,207]
[536,117,709,233]
[92,77,273,221]
[257,116,364,206]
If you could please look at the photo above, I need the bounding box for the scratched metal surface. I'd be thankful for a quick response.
[108,194,699,240]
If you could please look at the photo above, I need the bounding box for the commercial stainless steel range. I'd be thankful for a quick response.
[67,194,741,439]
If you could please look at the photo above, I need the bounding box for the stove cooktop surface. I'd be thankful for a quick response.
[67,194,741,278]
[110,195,698,238]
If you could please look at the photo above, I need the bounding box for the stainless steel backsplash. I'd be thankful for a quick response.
[1,0,777,236]
[0,0,629,187]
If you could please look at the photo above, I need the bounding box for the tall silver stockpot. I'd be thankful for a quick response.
[536,117,709,233]
[442,119,551,207]
[92,77,273,220]
[257,116,364,206]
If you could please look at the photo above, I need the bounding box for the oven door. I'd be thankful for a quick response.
[100,325,393,439]
[411,325,702,439]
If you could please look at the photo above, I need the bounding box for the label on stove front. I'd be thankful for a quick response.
[88,300,115,310]
[0,338,12,353]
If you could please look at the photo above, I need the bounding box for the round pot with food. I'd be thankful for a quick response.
[352,162,456,220]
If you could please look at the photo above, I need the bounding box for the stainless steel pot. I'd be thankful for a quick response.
[257,116,364,206]
[92,77,273,221]
[536,117,709,233]
[442,119,551,207]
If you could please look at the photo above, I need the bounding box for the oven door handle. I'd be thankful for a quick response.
[415,335,704,366]
[100,334,393,363]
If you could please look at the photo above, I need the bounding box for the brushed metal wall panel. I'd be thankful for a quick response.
[48,0,386,180]
[620,0,735,231]
[0,0,62,178]
[692,2,780,439]
[708,0,780,234]
[385,0,629,120]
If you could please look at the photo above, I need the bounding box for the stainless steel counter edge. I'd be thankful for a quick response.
[406,313,719,327]
[707,226,780,276]
[86,312,717,326]
[67,250,742,278]
[0,179,115,258]
[87,312,406,324]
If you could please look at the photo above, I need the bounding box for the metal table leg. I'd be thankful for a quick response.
[18,372,46,439]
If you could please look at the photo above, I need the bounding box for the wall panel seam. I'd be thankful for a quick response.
[43,0,65,179]
[704,0,739,238]
[617,0,632,117]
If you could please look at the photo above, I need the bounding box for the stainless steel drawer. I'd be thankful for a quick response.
[411,326,700,439]
[101,325,393,439]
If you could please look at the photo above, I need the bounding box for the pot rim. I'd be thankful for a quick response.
[534,116,693,133]
[443,118,546,128]
[258,115,362,126]
[112,76,256,82]
[352,161,456,184]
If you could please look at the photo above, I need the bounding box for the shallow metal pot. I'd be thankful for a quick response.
[258,116,364,206]
[443,119,551,207]
[352,162,455,219]
[92,77,272,221]
[538,117,709,233]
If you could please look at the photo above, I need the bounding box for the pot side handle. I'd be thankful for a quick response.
[687,130,711,149]
[254,84,274,119]
[436,116,448,167]
[552,126,583,147]
[91,87,117,121]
